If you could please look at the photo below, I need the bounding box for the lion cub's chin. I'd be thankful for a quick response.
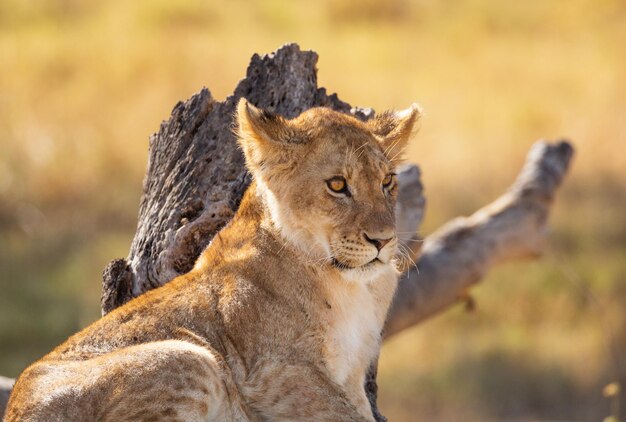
[340,260,397,284]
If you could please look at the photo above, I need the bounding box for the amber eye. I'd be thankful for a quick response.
[326,176,350,196]
[382,173,396,189]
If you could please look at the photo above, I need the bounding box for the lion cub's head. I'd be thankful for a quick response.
[237,99,420,280]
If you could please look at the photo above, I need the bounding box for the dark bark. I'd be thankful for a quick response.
[102,44,374,310]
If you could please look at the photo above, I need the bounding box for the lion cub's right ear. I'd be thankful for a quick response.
[236,99,301,178]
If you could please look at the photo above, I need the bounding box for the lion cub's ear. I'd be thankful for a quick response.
[236,98,302,178]
[369,103,422,163]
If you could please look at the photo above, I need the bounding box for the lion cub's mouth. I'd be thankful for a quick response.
[330,257,381,271]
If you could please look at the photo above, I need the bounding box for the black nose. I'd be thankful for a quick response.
[363,233,392,251]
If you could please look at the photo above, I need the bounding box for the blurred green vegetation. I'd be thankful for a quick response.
[0,0,624,420]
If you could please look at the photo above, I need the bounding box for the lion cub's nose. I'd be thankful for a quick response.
[363,232,393,251]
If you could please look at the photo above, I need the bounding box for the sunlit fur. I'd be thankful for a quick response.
[5,99,420,422]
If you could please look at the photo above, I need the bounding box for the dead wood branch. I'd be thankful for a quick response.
[387,140,574,338]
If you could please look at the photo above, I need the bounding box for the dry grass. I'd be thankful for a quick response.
[0,0,624,420]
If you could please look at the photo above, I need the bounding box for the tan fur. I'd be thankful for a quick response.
[5,100,420,422]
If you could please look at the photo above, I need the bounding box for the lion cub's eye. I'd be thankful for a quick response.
[326,176,350,196]
[382,173,396,190]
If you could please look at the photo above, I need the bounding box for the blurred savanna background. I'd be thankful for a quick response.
[1,0,625,420]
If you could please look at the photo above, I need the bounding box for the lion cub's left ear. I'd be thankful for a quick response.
[369,103,422,163]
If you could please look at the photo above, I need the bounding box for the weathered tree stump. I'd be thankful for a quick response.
[0,44,574,420]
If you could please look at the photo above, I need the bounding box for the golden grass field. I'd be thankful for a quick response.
[0,0,625,420]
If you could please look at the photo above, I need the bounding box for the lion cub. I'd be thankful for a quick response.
[6,99,420,421]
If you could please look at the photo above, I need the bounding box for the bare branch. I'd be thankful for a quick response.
[385,141,574,338]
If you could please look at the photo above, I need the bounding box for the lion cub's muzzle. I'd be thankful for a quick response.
[330,230,397,270]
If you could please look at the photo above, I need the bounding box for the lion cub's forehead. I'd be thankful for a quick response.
[315,135,389,179]
[295,108,369,139]
[293,108,391,176]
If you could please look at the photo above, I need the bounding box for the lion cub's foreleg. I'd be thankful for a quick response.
[241,361,371,422]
